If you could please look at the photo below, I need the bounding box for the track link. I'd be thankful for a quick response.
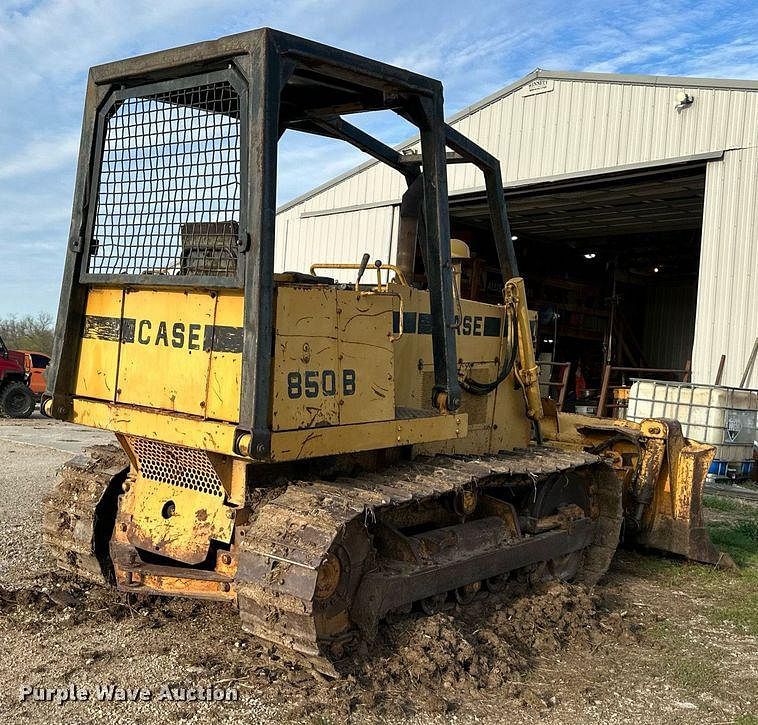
[236,445,622,672]
[42,444,129,584]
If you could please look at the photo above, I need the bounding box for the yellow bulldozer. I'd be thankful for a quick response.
[42,28,727,674]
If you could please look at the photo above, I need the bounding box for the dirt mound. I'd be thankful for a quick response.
[365,585,587,689]
[0,576,129,626]
[280,581,641,721]
[0,574,202,628]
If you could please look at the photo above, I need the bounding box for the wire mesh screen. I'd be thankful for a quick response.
[88,80,242,278]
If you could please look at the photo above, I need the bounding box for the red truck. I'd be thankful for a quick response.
[0,334,35,418]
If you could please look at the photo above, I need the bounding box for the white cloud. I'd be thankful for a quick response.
[0,132,80,180]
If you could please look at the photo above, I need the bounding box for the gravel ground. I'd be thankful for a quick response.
[0,414,113,585]
[0,415,277,725]
[0,415,755,725]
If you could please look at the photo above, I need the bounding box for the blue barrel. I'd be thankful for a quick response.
[708,460,729,476]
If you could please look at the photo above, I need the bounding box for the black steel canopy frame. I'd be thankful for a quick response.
[47,28,517,459]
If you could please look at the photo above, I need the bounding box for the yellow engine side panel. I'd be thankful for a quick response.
[205,292,243,422]
[392,285,531,455]
[271,286,396,431]
[337,290,395,425]
[116,289,217,417]
[75,287,243,422]
[272,286,340,430]
[75,287,124,401]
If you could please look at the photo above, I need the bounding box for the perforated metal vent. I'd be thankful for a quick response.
[129,437,224,498]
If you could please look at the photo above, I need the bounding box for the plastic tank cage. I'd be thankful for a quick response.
[87,76,242,279]
[627,379,758,473]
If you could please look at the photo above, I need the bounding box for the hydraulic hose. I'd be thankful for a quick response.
[460,301,519,396]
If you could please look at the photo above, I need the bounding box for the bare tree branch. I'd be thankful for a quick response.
[0,313,55,354]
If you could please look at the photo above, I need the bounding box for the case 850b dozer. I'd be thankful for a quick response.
[42,29,729,674]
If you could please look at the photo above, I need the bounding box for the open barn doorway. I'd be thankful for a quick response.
[445,162,706,413]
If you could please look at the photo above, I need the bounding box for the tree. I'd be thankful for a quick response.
[0,313,55,354]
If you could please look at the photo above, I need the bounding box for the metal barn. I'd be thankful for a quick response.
[275,69,758,394]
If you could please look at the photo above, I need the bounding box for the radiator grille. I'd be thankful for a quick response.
[88,80,241,278]
[129,437,224,498]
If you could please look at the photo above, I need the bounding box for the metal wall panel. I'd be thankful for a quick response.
[275,205,397,284]
[693,147,758,388]
[281,74,758,216]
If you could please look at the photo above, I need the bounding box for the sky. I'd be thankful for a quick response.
[1,0,758,317]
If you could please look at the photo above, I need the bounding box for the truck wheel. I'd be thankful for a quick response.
[0,381,35,418]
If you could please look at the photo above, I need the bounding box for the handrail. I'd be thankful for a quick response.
[597,362,691,417]
[309,261,409,290]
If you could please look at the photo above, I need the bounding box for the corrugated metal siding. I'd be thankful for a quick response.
[280,77,758,217]
[275,205,397,283]
[642,283,698,370]
[478,81,758,184]
[693,147,758,388]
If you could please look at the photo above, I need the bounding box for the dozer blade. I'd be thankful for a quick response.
[625,419,736,568]
[540,403,735,569]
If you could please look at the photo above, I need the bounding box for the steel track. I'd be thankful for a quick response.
[235,445,623,673]
[42,444,129,584]
[42,442,624,674]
